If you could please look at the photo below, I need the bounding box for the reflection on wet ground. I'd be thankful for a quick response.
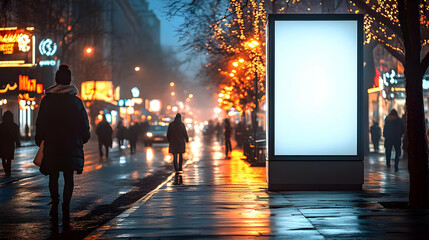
[90,144,429,239]
[0,140,189,239]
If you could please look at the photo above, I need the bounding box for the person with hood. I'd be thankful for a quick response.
[167,113,189,174]
[96,116,113,157]
[383,109,405,171]
[35,64,90,223]
[370,121,381,152]
[0,111,21,176]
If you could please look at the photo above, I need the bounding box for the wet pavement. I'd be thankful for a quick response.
[85,144,429,239]
[1,139,194,239]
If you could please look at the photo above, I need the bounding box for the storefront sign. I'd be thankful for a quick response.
[0,27,35,67]
[19,75,43,94]
[39,38,57,56]
[39,60,57,66]
[0,83,17,93]
[81,81,114,102]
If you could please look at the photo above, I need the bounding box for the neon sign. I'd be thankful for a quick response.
[0,83,18,93]
[19,75,43,94]
[39,60,56,66]
[0,27,35,67]
[39,39,57,56]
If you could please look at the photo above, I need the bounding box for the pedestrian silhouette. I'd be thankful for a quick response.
[215,122,222,143]
[35,64,90,224]
[116,121,127,150]
[167,113,189,174]
[370,121,381,152]
[383,109,405,171]
[224,118,232,157]
[0,111,21,176]
[96,116,113,158]
[128,121,140,154]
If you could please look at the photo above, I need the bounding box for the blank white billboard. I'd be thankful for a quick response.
[273,19,359,156]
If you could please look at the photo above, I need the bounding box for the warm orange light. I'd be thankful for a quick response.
[171,91,176,96]
[85,47,93,54]
[232,62,238,67]
[81,81,114,102]
[134,66,141,72]
[188,94,193,98]
[147,115,152,121]
[246,40,260,48]
[238,58,244,63]
[170,82,175,87]
[229,73,234,77]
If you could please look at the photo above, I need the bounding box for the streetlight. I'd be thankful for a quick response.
[134,66,141,72]
[85,47,93,55]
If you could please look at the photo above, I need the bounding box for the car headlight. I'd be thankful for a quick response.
[146,132,153,137]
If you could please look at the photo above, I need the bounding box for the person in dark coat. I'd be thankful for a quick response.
[370,121,381,152]
[383,109,405,171]
[128,121,139,154]
[0,111,21,176]
[35,64,90,223]
[116,121,127,150]
[224,118,232,157]
[167,113,189,174]
[96,116,113,157]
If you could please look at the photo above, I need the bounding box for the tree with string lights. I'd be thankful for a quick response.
[351,0,429,208]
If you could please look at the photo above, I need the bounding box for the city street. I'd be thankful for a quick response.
[0,138,199,239]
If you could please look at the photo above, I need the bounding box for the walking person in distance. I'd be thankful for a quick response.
[224,118,232,157]
[370,121,381,152]
[0,111,21,176]
[383,109,405,171]
[167,113,189,174]
[35,64,90,224]
[96,116,113,158]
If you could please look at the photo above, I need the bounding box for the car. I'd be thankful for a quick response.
[144,125,169,146]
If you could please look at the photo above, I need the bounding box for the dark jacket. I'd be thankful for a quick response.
[370,124,381,141]
[116,124,127,140]
[96,120,113,147]
[167,119,189,154]
[128,123,139,142]
[35,84,90,175]
[0,118,21,160]
[383,115,405,145]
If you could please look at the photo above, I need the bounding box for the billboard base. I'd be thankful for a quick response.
[267,160,363,191]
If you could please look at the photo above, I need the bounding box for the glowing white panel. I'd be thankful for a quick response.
[274,20,358,156]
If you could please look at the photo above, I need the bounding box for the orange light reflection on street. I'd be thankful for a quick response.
[146,148,154,167]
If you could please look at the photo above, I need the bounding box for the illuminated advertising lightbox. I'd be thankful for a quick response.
[0,27,35,67]
[267,14,363,160]
[81,81,114,102]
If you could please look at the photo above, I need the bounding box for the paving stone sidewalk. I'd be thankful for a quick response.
[86,144,429,239]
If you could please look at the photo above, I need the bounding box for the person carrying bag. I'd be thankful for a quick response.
[35,64,90,224]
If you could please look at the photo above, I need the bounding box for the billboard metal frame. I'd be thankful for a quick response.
[267,14,364,161]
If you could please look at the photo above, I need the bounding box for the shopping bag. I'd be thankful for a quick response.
[33,140,44,167]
